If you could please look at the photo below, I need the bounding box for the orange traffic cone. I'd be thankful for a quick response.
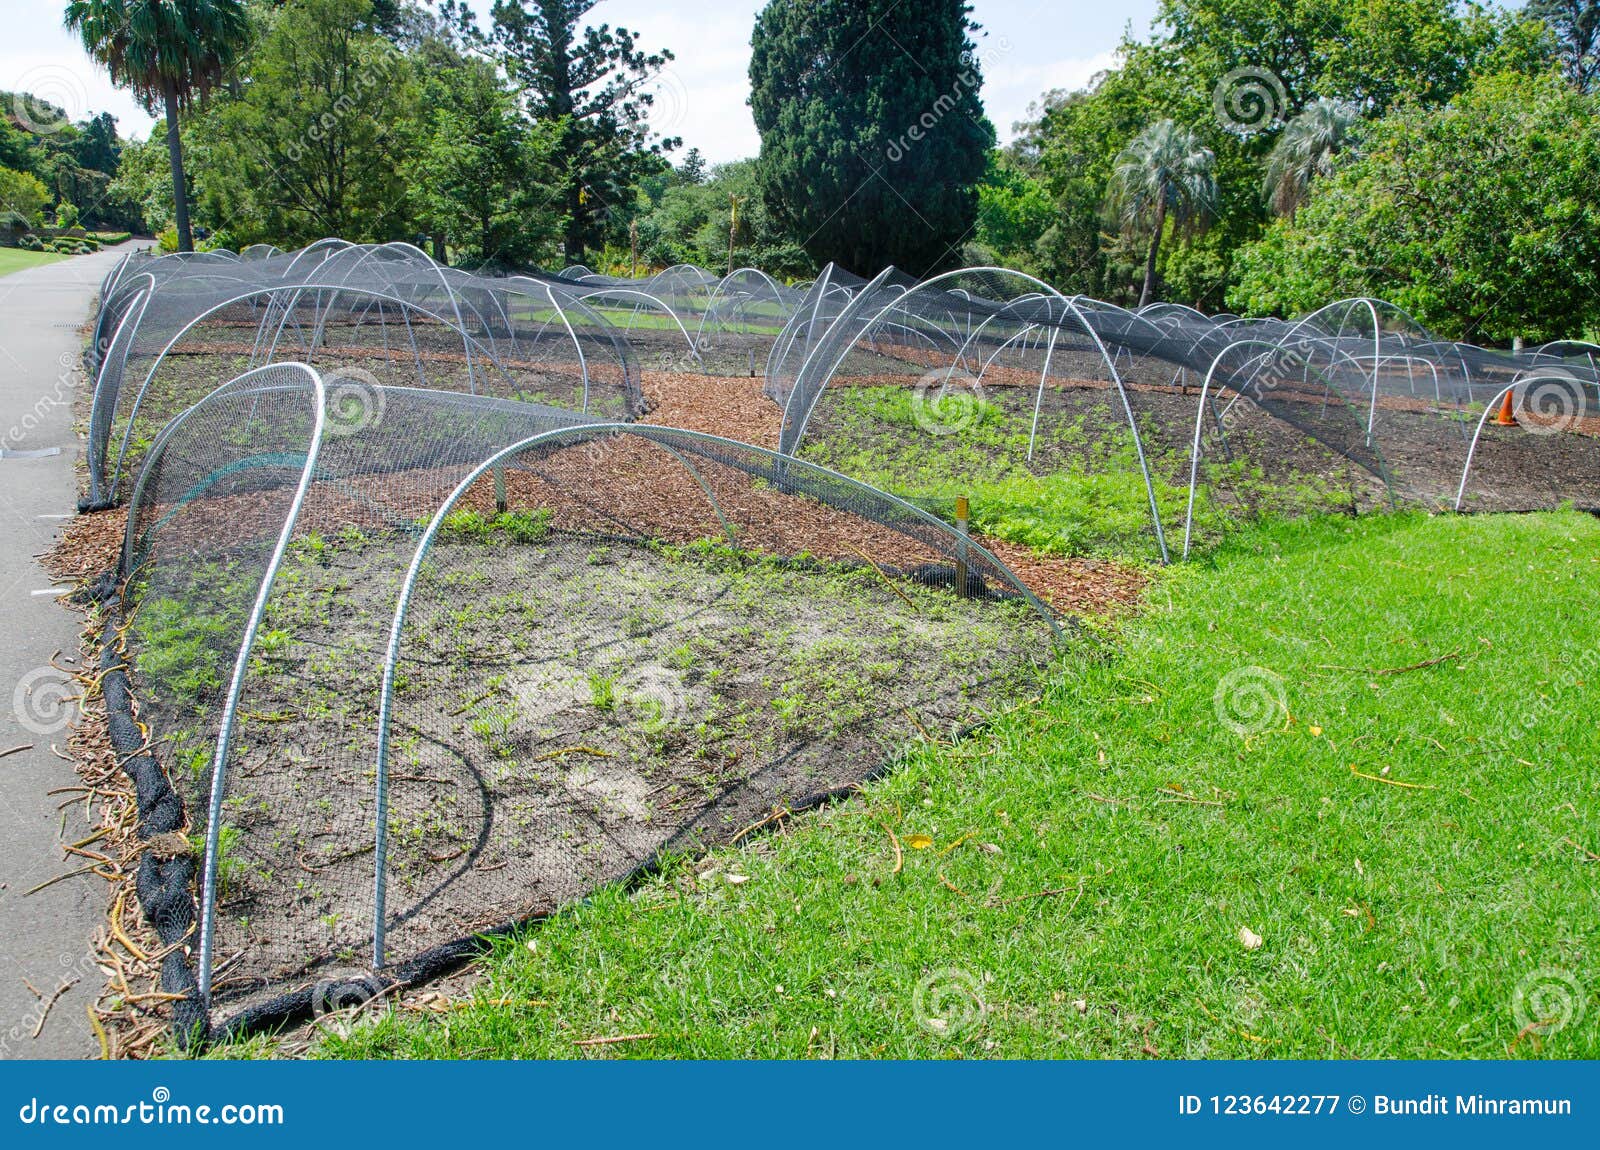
[1494,389,1518,427]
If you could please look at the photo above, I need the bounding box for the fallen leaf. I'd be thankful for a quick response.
[725,873,750,885]
[907,833,934,850]
[1238,926,1264,950]
[1309,725,1323,737]
[1072,998,1089,1015]
[978,842,1002,854]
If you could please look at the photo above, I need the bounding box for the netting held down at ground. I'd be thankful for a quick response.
[115,362,1060,1039]
[77,240,1600,1045]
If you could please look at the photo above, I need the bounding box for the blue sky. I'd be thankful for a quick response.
[2,0,1159,155]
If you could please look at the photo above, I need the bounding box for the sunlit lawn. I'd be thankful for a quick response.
[261,509,1600,1060]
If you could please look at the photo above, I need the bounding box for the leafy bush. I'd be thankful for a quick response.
[0,166,48,226]
[1228,72,1600,343]
[16,233,43,251]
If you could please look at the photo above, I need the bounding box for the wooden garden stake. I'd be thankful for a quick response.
[955,495,970,598]
[493,464,507,513]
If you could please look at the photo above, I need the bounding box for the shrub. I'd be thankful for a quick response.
[0,166,48,226]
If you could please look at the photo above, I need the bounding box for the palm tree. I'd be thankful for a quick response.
[1107,120,1217,307]
[1264,98,1359,219]
[65,0,251,251]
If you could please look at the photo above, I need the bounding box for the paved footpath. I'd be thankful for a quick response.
[0,244,140,1058]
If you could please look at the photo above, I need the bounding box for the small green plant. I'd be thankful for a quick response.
[190,824,246,897]
[441,507,553,544]
[469,700,518,757]
[666,643,699,671]
[588,671,618,712]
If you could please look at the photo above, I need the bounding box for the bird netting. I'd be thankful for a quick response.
[115,360,1059,1039]
[78,239,1600,1048]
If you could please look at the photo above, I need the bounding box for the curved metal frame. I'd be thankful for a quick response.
[368,422,1064,965]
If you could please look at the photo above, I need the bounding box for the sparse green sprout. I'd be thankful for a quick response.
[588,672,619,712]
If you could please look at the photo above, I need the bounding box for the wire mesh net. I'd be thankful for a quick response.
[116,357,1058,1032]
[85,240,1600,1043]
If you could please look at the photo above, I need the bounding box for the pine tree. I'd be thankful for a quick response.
[490,0,677,262]
[749,0,993,275]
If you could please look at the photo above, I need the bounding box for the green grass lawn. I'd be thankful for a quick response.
[298,509,1599,1060]
[0,247,71,277]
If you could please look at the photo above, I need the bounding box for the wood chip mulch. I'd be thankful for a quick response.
[641,370,1149,616]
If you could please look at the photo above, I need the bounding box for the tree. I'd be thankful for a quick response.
[414,45,565,268]
[1009,0,1549,305]
[65,0,250,251]
[677,147,706,185]
[1263,97,1357,217]
[749,0,993,275]
[1528,0,1600,90]
[72,111,121,175]
[106,134,174,232]
[489,1,677,263]
[0,166,50,226]
[1228,72,1600,343]
[1107,120,1217,306]
[972,153,1055,272]
[632,158,810,276]
[197,0,421,246]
